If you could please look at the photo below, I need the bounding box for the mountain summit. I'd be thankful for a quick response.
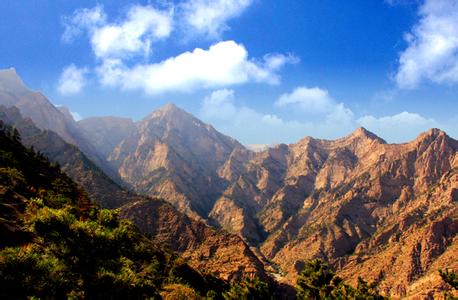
[0,68,29,96]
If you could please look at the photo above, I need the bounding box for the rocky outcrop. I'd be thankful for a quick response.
[97,103,456,297]
[119,198,271,282]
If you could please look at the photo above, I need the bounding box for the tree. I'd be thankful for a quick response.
[296,259,336,299]
[440,269,458,290]
[296,259,386,300]
[223,278,272,300]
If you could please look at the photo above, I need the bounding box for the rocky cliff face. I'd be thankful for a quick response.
[108,103,244,220]
[93,103,456,297]
[0,105,271,283]
[120,198,271,283]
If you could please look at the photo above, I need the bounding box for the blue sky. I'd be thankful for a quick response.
[1,0,457,144]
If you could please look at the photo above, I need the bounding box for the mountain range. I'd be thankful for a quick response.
[0,68,456,299]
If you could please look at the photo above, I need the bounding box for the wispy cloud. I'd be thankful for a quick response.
[180,0,253,38]
[201,87,355,144]
[395,0,458,88]
[57,64,88,95]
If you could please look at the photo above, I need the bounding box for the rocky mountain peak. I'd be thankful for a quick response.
[347,127,385,142]
[416,128,447,141]
[147,103,190,120]
[0,68,30,96]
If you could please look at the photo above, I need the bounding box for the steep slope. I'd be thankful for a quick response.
[120,198,271,283]
[109,103,245,219]
[0,106,131,208]
[0,68,119,183]
[100,104,456,296]
[221,127,458,297]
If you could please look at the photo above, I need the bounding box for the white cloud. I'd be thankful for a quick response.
[395,0,458,88]
[276,86,335,113]
[57,64,88,95]
[201,88,237,120]
[275,86,354,124]
[96,40,294,94]
[63,5,173,59]
[62,5,106,43]
[61,2,292,94]
[357,112,438,142]
[200,88,355,144]
[70,111,83,121]
[181,0,253,38]
[263,53,300,70]
[201,87,448,144]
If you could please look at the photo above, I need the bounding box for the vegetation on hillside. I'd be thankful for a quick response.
[296,259,386,300]
[0,122,231,299]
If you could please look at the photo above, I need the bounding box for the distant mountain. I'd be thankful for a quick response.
[78,116,136,159]
[0,105,131,209]
[108,103,244,220]
[0,68,119,183]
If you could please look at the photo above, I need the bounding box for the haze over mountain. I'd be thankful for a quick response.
[0,69,456,298]
[0,68,122,183]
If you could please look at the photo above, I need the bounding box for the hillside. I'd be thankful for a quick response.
[0,122,278,299]
[0,105,272,285]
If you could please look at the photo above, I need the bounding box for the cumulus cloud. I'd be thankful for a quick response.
[96,40,294,94]
[57,64,88,95]
[395,0,458,88]
[357,112,438,142]
[181,0,253,38]
[63,4,173,59]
